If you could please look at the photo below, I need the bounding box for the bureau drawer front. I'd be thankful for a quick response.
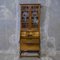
[21,39,40,44]
[20,31,40,37]
[20,43,40,51]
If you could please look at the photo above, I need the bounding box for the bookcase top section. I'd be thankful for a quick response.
[20,4,41,6]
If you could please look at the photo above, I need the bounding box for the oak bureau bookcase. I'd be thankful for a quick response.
[20,4,41,57]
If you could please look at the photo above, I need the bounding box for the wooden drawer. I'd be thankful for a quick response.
[20,31,40,39]
[21,39,40,44]
[20,43,40,51]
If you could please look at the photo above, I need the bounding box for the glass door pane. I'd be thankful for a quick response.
[31,6,39,29]
[21,6,29,29]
